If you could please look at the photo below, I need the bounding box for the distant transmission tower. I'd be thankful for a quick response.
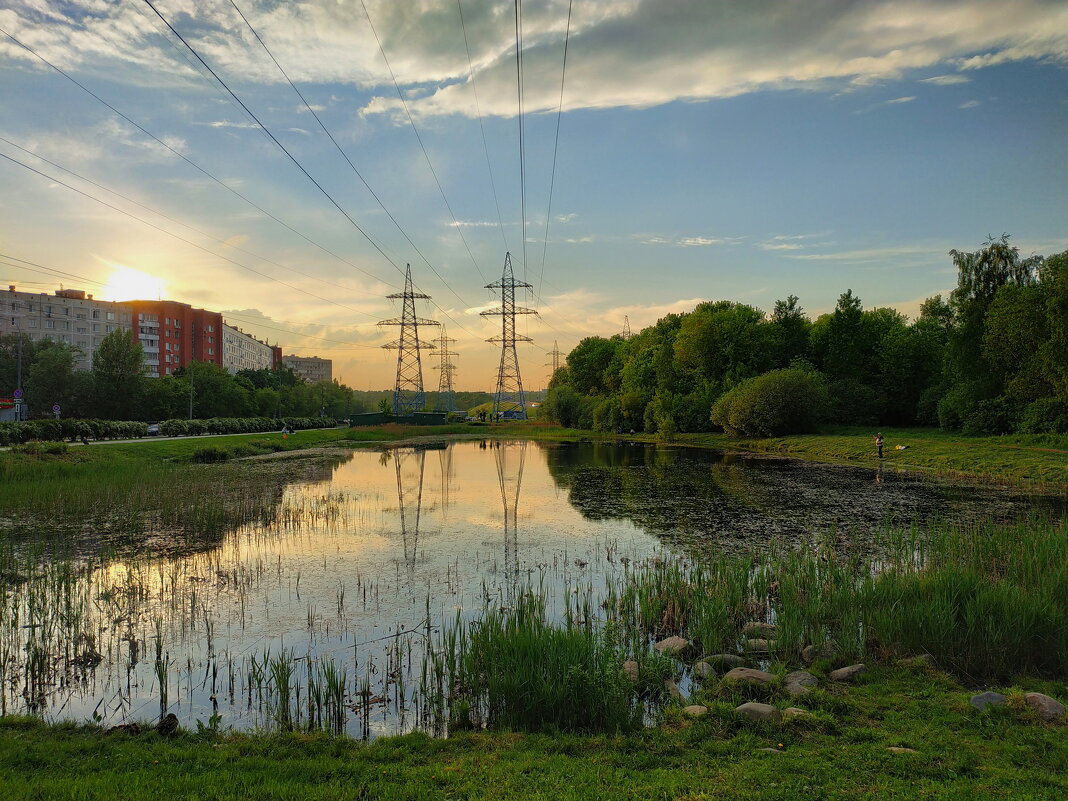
[622,315,632,340]
[482,252,536,420]
[433,325,458,412]
[378,265,439,415]
[545,340,563,386]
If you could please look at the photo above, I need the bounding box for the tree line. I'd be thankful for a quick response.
[542,237,1068,437]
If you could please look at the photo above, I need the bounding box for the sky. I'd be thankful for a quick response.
[1,0,1066,391]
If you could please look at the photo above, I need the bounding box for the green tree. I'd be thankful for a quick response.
[25,342,79,418]
[92,329,146,419]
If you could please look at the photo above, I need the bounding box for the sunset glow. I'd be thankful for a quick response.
[98,265,166,303]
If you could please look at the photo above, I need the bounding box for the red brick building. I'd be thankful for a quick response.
[120,300,223,377]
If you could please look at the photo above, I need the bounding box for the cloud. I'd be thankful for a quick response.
[677,236,725,247]
[4,1,1067,119]
[760,242,804,251]
[958,99,981,108]
[638,234,737,247]
[786,244,948,263]
[448,219,501,228]
[920,74,971,85]
[555,213,577,223]
[885,96,917,104]
[199,121,262,130]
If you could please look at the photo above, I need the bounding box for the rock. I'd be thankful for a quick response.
[745,638,777,654]
[735,702,782,723]
[722,667,776,686]
[702,654,746,669]
[682,705,708,717]
[156,713,179,737]
[783,707,808,719]
[692,661,716,680]
[742,622,778,637]
[888,747,918,754]
[664,679,684,701]
[1024,692,1066,722]
[828,664,867,683]
[783,670,818,697]
[969,691,1007,712]
[622,660,639,683]
[802,642,836,664]
[653,636,691,657]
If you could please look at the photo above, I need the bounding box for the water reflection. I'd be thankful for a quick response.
[2,439,1063,735]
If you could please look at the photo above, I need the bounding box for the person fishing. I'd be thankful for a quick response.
[874,432,884,459]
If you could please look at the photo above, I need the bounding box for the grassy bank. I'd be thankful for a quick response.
[1,661,1065,800]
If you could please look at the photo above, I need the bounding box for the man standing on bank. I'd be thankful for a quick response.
[874,432,884,459]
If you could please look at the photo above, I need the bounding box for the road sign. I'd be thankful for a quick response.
[0,399,13,409]
[13,389,23,399]
[52,404,61,413]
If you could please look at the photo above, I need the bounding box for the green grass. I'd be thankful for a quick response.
[1,663,1065,800]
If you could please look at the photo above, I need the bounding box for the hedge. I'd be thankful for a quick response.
[1,417,335,446]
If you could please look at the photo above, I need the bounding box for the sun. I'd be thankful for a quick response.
[98,265,166,302]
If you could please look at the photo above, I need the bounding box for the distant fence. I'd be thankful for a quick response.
[349,412,450,427]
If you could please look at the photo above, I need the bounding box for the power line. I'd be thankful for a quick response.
[359,0,487,286]
[456,0,509,254]
[0,135,378,305]
[0,253,383,350]
[227,0,477,314]
[537,0,574,308]
[514,0,528,283]
[0,149,381,319]
[0,26,401,293]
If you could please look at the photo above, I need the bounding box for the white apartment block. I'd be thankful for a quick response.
[281,355,332,384]
[1,286,133,370]
[222,324,277,374]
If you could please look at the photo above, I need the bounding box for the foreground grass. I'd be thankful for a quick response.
[1,664,1064,800]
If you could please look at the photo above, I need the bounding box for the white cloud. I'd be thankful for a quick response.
[786,244,947,263]
[920,74,971,85]
[3,1,1066,119]
[886,96,917,104]
[199,120,262,130]
[959,99,981,108]
[677,236,725,247]
[760,242,804,251]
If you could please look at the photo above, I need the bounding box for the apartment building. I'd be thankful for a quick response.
[281,355,332,384]
[1,286,133,370]
[120,300,223,377]
[221,324,281,373]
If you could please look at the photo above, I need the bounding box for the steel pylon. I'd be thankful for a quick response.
[481,253,535,420]
[378,265,439,415]
[433,325,457,412]
[545,340,563,387]
[622,315,632,340]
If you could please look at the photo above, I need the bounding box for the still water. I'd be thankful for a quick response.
[3,440,1063,735]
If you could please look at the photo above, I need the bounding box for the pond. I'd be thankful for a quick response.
[2,440,1063,735]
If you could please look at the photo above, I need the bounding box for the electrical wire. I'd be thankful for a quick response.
[514,0,528,283]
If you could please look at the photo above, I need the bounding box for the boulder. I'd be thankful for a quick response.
[783,670,818,697]
[969,691,1007,712]
[682,705,708,717]
[692,661,716,680]
[664,679,685,701]
[802,642,836,664]
[735,702,782,723]
[653,636,691,657]
[622,660,639,683]
[1024,692,1066,722]
[783,707,808,719]
[745,638,777,654]
[702,654,746,670]
[722,667,776,686]
[742,622,778,637]
[828,664,867,682]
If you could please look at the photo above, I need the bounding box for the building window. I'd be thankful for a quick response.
[45,320,54,329]
[29,319,37,328]
[107,312,116,321]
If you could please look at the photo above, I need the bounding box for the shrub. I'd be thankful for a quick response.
[190,446,230,463]
[962,396,1016,435]
[826,378,883,425]
[1016,397,1068,434]
[711,368,829,437]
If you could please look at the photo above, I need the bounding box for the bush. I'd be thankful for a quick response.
[1016,397,1068,434]
[11,440,68,456]
[190,446,231,463]
[711,368,829,437]
[962,396,1016,435]
[826,378,883,425]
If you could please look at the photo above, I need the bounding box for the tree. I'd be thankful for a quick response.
[711,368,829,437]
[92,329,146,419]
[25,342,79,418]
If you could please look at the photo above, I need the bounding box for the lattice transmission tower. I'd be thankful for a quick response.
[378,265,439,415]
[622,315,632,340]
[482,253,535,420]
[433,325,458,412]
[545,340,563,387]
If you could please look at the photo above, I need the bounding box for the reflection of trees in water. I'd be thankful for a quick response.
[541,442,1066,550]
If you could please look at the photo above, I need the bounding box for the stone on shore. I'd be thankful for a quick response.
[1024,692,1065,721]
[783,707,808,719]
[783,670,818,697]
[702,654,746,670]
[664,679,684,701]
[722,667,776,686]
[742,622,778,637]
[692,661,716,680]
[735,702,782,723]
[969,691,1007,712]
[828,664,867,682]
[745,638,776,654]
[653,636,691,657]
[622,660,639,683]
[682,705,708,717]
[802,642,836,664]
